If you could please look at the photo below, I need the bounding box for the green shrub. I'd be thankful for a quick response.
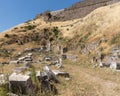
[44,10,52,20]
[52,27,60,37]
[20,27,23,29]
[24,25,36,30]
[22,30,27,32]
[4,34,10,38]
[71,24,73,27]
[30,68,37,84]
[14,27,18,30]
[59,37,63,40]
[49,32,52,36]
[67,28,69,31]
[43,28,49,32]
[49,37,54,42]
[53,16,60,20]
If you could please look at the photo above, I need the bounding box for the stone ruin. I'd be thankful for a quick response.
[0,43,72,95]
[24,43,51,53]
[7,65,70,96]
[9,72,34,95]
[43,55,63,69]
[93,46,120,70]
[9,53,33,68]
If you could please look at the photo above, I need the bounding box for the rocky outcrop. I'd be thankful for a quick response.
[41,0,120,21]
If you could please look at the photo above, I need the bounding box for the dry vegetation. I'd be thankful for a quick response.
[0,2,120,96]
[1,58,120,96]
[55,59,120,96]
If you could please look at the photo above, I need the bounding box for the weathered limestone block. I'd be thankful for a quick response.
[110,62,120,70]
[52,70,70,78]
[9,73,34,95]
[9,60,19,64]
[36,70,58,95]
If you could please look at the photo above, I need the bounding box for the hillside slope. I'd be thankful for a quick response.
[0,2,120,60]
[0,1,120,96]
[44,0,120,21]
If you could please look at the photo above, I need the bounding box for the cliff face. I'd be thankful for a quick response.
[48,0,120,21]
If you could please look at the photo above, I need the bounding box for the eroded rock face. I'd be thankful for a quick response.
[40,0,120,21]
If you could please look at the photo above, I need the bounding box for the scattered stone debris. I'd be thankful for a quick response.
[66,54,78,61]
[0,43,72,96]
[55,62,62,69]
[49,57,63,68]
[10,53,33,65]
[44,56,52,61]
[93,46,120,71]
[24,44,51,53]
[61,54,67,60]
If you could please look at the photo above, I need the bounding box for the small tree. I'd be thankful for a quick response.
[24,25,36,30]
[4,34,10,38]
[44,10,52,20]
[52,27,60,37]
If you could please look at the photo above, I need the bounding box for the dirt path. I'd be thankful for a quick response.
[63,64,120,96]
